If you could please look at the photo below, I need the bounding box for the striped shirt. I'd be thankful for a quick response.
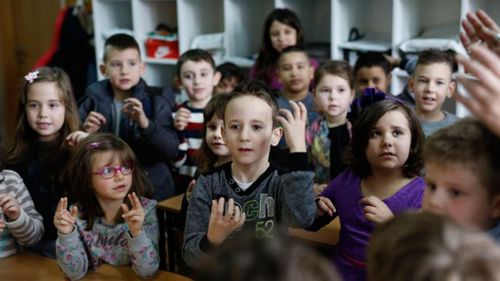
[0,169,44,258]
[173,102,204,178]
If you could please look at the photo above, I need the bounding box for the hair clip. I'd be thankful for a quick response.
[24,71,39,84]
[347,87,390,122]
[87,142,100,150]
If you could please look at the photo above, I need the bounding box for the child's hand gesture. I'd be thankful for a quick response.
[207,197,245,246]
[0,193,21,221]
[460,9,500,56]
[276,100,307,153]
[315,196,336,217]
[360,196,394,224]
[174,107,191,131]
[83,111,106,133]
[66,130,89,146]
[121,192,145,238]
[123,98,149,129]
[54,197,78,235]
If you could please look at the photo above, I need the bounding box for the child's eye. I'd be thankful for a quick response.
[121,165,133,174]
[101,167,115,177]
[393,129,404,136]
[183,73,194,80]
[252,125,263,131]
[207,124,217,131]
[369,130,381,138]
[27,103,39,109]
[449,188,463,198]
[425,182,436,192]
[49,102,61,108]
[418,78,428,83]
[230,124,240,130]
[110,62,122,68]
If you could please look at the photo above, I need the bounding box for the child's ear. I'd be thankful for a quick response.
[408,77,415,92]
[490,195,500,219]
[139,61,146,76]
[447,80,457,98]
[174,77,183,89]
[212,70,222,87]
[271,127,283,147]
[99,64,107,76]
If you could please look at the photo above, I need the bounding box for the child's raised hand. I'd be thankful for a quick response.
[54,197,78,235]
[123,98,149,129]
[455,46,500,137]
[66,130,89,146]
[315,196,336,217]
[360,196,394,224]
[276,100,307,153]
[460,9,500,55]
[121,192,145,238]
[207,197,245,246]
[174,107,191,131]
[0,193,21,221]
[83,111,106,133]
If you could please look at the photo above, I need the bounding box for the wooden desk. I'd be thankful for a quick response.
[158,194,185,272]
[158,194,339,247]
[0,251,191,280]
[157,194,184,214]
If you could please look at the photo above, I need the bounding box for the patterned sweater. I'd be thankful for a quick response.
[56,197,159,280]
[0,169,44,258]
[182,153,316,269]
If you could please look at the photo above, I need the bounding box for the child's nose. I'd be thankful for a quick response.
[38,105,48,118]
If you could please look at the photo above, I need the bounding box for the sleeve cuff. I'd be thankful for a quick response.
[200,234,218,254]
[127,229,150,250]
[4,209,28,229]
[287,152,309,171]
[139,120,157,138]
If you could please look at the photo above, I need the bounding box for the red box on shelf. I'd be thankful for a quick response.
[145,34,179,59]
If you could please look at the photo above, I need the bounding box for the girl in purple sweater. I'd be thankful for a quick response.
[310,92,426,281]
[54,133,159,280]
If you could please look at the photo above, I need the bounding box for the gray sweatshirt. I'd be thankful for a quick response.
[182,153,316,268]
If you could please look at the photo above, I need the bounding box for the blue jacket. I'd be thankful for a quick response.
[79,79,179,200]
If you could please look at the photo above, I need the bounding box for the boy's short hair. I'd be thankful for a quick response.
[196,230,341,281]
[414,49,457,76]
[353,52,391,76]
[216,62,245,82]
[103,33,141,62]
[424,118,500,197]
[176,49,216,77]
[314,60,354,89]
[368,212,500,281]
[277,45,310,66]
[224,79,279,127]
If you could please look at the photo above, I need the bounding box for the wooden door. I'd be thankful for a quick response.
[0,0,60,143]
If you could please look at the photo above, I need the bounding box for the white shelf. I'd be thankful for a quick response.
[93,0,500,114]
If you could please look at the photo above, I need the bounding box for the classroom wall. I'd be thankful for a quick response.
[0,0,60,144]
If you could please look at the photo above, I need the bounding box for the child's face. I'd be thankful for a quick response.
[277,52,313,94]
[314,74,354,123]
[223,96,282,169]
[409,63,455,116]
[91,151,132,203]
[269,20,298,52]
[25,82,66,142]
[422,161,498,230]
[178,60,220,108]
[206,115,230,158]
[100,47,145,94]
[214,77,238,95]
[365,110,412,173]
[355,66,390,94]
